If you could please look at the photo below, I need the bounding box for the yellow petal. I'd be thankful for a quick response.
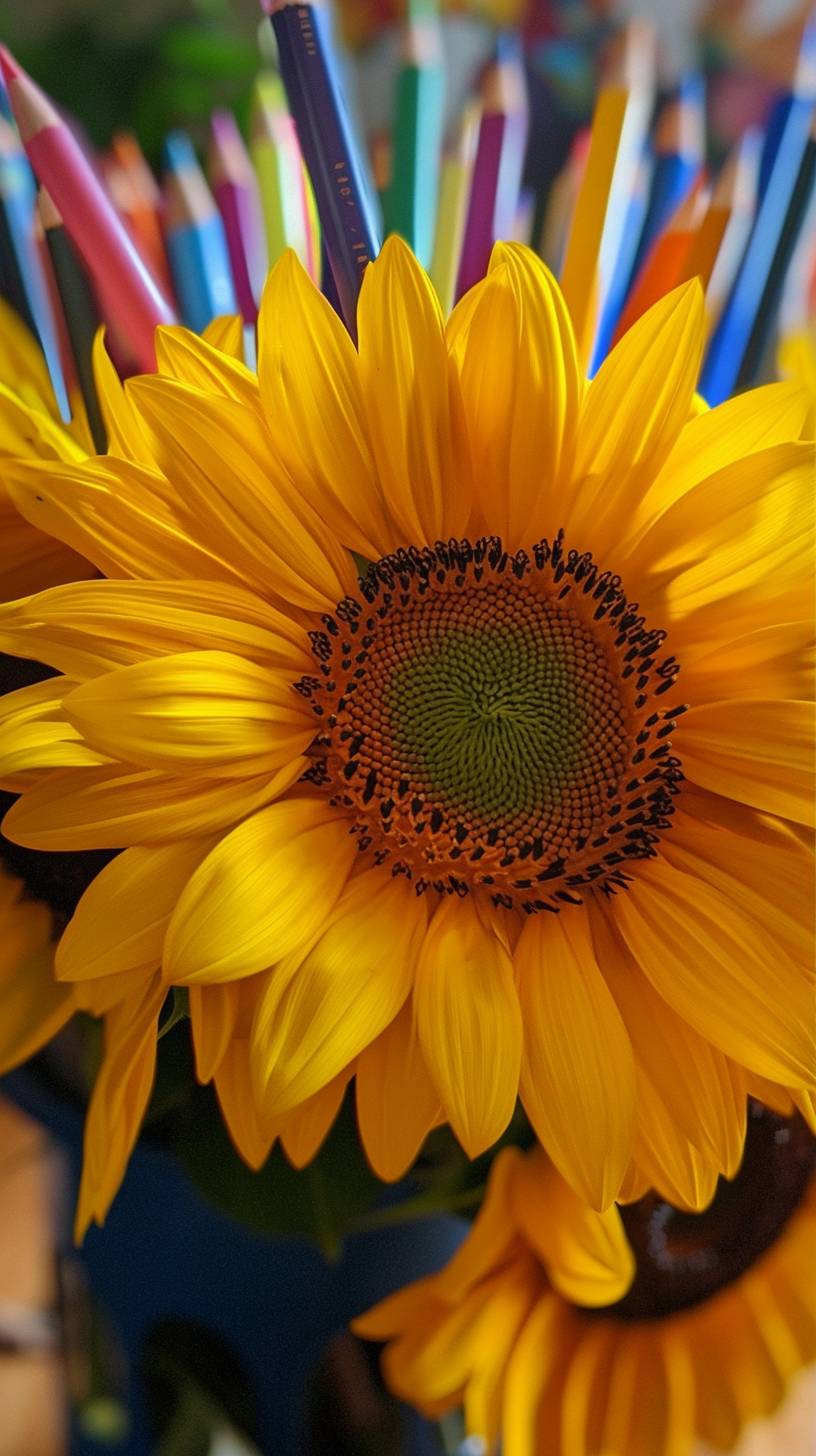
[0,677,109,778]
[154,324,259,408]
[665,807,814,969]
[631,1082,721,1212]
[4,455,244,586]
[91,329,155,464]
[433,1147,522,1303]
[252,868,426,1118]
[279,1067,350,1168]
[632,441,814,622]
[201,313,244,360]
[509,1149,634,1307]
[358,235,469,545]
[3,758,304,851]
[258,250,392,559]
[632,380,813,533]
[598,1330,695,1456]
[447,243,581,547]
[355,997,441,1182]
[680,698,814,826]
[0,489,90,603]
[515,909,635,1209]
[63,650,314,778]
[213,1036,276,1170]
[612,861,816,1089]
[0,379,85,465]
[590,895,746,1177]
[0,295,61,416]
[189,981,243,1082]
[125,375,356,612]
[502,1294,564,1456]
[0,875,71,1074]
[566,282,705,550]
[75,975,166,1241]
[414,897,522,1158]
[0,577,310,681]
[463,1262,537,1448]
[163,798,356,984]
[680,620,814,700]
[56,838,216,985]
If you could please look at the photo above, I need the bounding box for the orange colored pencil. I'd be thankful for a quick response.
[613,176,707,339]
[104,131,174,301]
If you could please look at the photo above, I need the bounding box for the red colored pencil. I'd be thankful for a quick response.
[0,46,175,371]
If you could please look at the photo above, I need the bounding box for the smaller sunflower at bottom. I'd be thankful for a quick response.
[355,1102,816,1456]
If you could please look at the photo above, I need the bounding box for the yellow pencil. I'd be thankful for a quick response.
[429,103,480,314]
[559,21,655,367]
[250,72,311,272]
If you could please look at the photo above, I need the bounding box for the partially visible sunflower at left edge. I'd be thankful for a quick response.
[354,1101,816,1456]
[0,237,813,1239]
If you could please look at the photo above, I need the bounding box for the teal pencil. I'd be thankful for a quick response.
[383,0,445,269]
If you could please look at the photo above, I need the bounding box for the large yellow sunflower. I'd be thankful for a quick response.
[355,1104,816,1456]
[0,238,813,1226]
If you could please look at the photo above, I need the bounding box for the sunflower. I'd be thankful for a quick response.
[354,1103,816,1456]
[0,238,813,1225]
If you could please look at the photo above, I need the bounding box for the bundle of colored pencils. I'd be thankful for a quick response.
[0,0,813,433]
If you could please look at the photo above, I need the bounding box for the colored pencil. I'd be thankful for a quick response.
[613,177,707,340]
[701,27,816,405]
[263,0,381,334]
[0,47,175,373]
[590,148,652,369]
[704,130,762,333]
[384,0,445,268]
[209,109,268,324]
[39,188,106,451]
[104,131,175,301]
[624,73,705,295]
[0,116,70,419]
[455,36,529,301]
[429,102,479,314]
[250,73,312,275]
[737,110,816,389]
[538,128,590,274]
[162,130,238,335]
[559,21,655,366]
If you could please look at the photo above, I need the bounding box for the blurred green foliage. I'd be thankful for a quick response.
[0,1,259,161]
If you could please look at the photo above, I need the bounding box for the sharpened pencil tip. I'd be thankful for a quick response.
[0,45,23,88]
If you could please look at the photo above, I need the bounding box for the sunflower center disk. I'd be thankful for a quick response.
[302,536,684,912]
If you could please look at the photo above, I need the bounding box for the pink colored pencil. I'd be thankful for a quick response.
[208,109,268,324]
[0,46,175,372]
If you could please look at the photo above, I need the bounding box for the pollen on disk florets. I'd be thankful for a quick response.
[298,534,686,913]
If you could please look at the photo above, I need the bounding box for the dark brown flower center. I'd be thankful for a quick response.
[300,535,684,912]
[600,1104,816,1321]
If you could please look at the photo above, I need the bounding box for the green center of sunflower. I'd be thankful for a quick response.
[602,1104,816,1321]
[302,535,684,912]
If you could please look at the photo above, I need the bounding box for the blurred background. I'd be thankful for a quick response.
[0,0,813,1453]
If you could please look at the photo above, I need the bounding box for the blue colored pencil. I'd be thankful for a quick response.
[0,115,69,419]
[590,149,653,372]
[263,0,380,336]
[623,74,704,299]
[700,31,816,406]
[162,130,238,335]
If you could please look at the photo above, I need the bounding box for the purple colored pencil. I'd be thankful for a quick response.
[455,45,528,300]
[261,0,381,335]
[209,109,267,325]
